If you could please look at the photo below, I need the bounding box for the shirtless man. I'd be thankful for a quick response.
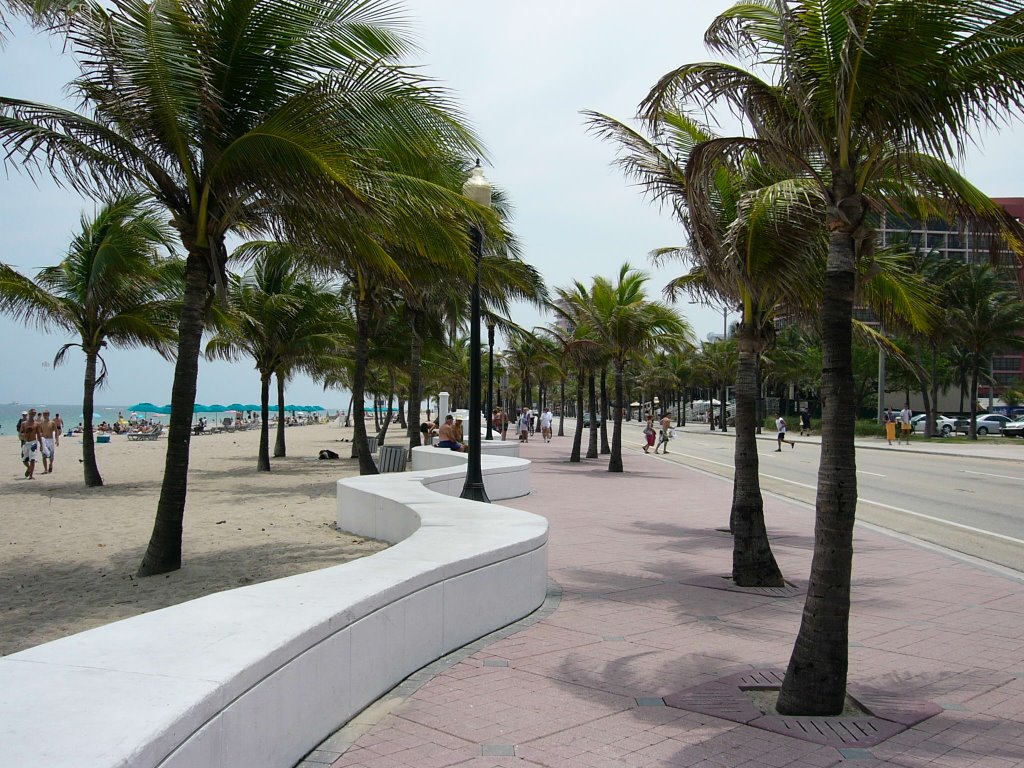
[53,413,63,446]
[39,409,58,474]
[19,408,42,479]
[654,413,673,454]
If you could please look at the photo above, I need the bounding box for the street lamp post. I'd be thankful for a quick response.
[486,319,496,440]
[460,161,491,503]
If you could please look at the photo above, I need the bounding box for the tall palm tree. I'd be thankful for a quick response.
[0,194,179,486]
[0,0,483,575]
[566,263,692,472]
[643,0,1024,714]
[949,264,1024,437]
[205,242,349,471]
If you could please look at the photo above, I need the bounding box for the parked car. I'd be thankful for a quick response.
[909,413,957,436]
[953,413,1012,436]
[999,417,1024,438]
[582,412,602,427]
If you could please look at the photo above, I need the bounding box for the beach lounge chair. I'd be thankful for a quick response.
[126,424,163,441]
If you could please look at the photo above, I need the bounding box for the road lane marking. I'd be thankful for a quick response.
[857,470,886,477]
[960,469,1024,482]
[661,446,1024,546]
[857,498,1024,545]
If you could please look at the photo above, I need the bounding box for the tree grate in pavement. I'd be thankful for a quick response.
[663,668,942,749]
[677,573,805,598]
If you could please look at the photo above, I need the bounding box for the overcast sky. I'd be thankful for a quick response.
[2,1,1022,408]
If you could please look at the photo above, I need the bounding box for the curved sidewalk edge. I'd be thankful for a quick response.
[0,444,547,768]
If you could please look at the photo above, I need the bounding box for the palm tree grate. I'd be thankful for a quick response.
[663,669,941,748]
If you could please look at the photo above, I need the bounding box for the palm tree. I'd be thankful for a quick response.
[643,1,1024,715]
[205,242,349,471]
[565,264,692,472]
[0,194,179,486]
[949,264,1024,437]
[0,0,483,574]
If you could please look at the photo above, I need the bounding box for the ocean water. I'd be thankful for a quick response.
[0,404,167,437]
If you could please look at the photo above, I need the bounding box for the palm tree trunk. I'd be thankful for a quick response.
[353,296,378,475]
[731,327,783,586]
[81,349,103,487]
[929,344,940,436]
[558,378,566,437]
[258,372,272,472]
[407,313,425,452]
[969,367,979,440]
[378,384,394,441]
[586,373,599,459]
[273,373,286,458]
[777,189,859,716]
[139,251,209,576]
[609,362,624,472]
[599,368,611,455]
[570,369,584,462]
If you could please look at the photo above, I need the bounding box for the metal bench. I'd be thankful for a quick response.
[376,445,408,473]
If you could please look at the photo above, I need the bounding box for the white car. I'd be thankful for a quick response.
[909,413,956,436]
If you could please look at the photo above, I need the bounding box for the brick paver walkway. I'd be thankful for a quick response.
[304,438,1024,768]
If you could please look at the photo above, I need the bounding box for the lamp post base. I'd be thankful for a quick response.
[460,480,490,503]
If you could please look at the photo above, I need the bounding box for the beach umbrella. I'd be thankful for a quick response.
[128,402,159,412]
[225,403,246,411]
[206,404,227,413]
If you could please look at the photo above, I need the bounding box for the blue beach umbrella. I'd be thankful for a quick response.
[225,403,246,411]
[128,402,159,412]
[206,404,227,413]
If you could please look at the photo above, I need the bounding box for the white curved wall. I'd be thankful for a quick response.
[0,450,546,768]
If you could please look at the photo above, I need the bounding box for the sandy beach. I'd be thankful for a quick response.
[0,420,396,656]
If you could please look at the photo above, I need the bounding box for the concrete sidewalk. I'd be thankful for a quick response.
[303,438,1024,768]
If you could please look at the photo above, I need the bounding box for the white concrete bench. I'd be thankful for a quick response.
[0,446,546,768]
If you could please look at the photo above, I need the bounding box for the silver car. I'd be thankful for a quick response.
[953,413,1012,436]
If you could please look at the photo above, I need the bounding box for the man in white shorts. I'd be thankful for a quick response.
[20,408,41,479]
[39,409,58,474]
[540,407,554,442]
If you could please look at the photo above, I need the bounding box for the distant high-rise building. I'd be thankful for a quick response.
[875,198,1024,397]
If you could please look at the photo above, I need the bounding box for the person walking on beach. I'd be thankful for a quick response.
[899,403,913,445]
[53,413,63,446]
[19,408,42,479]
[39,410,58,474]
[775,412,795,451]
[654,413,673,454]
[882,406,896,445]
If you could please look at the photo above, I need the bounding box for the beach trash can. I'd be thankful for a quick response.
[377,445,408,473]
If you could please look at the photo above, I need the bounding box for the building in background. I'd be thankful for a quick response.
[875,197,1024,403]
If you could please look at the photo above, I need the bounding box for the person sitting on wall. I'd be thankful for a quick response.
[435,414,463,451]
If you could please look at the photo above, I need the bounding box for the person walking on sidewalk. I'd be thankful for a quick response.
[642,412,656,453]
[883,406,896,445]
[899,403,913,445]
[775,412,795,451]
[654,413,673,454]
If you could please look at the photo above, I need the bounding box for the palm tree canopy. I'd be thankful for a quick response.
[0,0,486,289]
[0,192,180,360]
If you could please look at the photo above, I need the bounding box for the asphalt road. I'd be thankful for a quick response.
[608,419,1024,572]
